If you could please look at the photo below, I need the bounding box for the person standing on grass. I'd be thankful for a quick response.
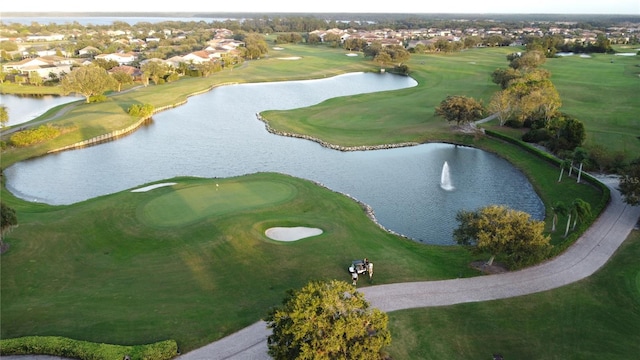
[351,271,358,286]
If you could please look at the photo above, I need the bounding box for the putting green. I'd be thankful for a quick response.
[138,178,298,227]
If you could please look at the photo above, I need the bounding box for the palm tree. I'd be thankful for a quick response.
[551,201,567,232]
[558,159,571,182]
[564,201,575,238]
[571,198,592,230]
[572,147,589,184]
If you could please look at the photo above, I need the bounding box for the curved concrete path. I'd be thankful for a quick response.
[4,176,639,360]
[173,175,640,360]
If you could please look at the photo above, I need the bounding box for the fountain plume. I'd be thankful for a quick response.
[440,161,454,191]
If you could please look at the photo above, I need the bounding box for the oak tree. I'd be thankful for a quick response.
[61,64,116,103]
[435,95,485,125]
[454,205,551,269]
[265,280,391,360]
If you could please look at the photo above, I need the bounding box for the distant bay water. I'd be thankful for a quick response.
[0,16,236,26]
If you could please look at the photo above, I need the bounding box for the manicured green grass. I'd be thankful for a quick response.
[0,173,478,352]
[386,230,640,360]
[138,180,297,227]
[542,53,640,158]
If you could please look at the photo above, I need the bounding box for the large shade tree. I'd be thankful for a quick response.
[434,95,485,126]
[61,64,116,103]
[454,205,551,269]
[265,280,391,360]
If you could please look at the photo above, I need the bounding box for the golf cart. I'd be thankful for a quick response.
[349,259,368,275]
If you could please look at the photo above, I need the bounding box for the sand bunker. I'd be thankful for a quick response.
[131,183,177,192]
[277,57,302,60]
[346,53,358,57]
[265,227,323,241]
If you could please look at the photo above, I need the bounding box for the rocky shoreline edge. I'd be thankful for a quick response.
[256,113,419,152]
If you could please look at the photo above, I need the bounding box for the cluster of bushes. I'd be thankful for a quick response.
[128,104,155,119]
[0,336,178,360]
[9,124,61,147]
[89,94,108,103]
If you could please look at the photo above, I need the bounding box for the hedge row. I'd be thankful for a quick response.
[486,130,609,191]
[0,336,178,360]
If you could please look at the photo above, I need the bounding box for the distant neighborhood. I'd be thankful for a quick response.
[1,15,638,84]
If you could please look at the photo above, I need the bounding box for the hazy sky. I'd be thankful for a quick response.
[1,0,638,15]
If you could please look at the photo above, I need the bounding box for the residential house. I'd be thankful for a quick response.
[2,56,73,80]
[78,46,101,57]
[26,34,65,42]
[95,52,136,65]
[109,65,143,80]
[182,50,214,64]
[165,56,185,68]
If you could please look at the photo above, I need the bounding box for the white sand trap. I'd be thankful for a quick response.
[131,182,177,192]
[346,53,358,57]
[273,47,284,50]
[265,227,323,241]
[278,57,301,60]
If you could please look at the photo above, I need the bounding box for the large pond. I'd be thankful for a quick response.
[4,72,544,245]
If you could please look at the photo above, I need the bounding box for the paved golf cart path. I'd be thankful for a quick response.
[3,176,639,360]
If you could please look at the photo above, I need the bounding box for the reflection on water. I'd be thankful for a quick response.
[2,94,81,126]
[4,72,544,245]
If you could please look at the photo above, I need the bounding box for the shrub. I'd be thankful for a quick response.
[522,128,551,143]
[88,94,108,103]
[0,336,178,360]
[128,104,155,118]
[9,125,61,147]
